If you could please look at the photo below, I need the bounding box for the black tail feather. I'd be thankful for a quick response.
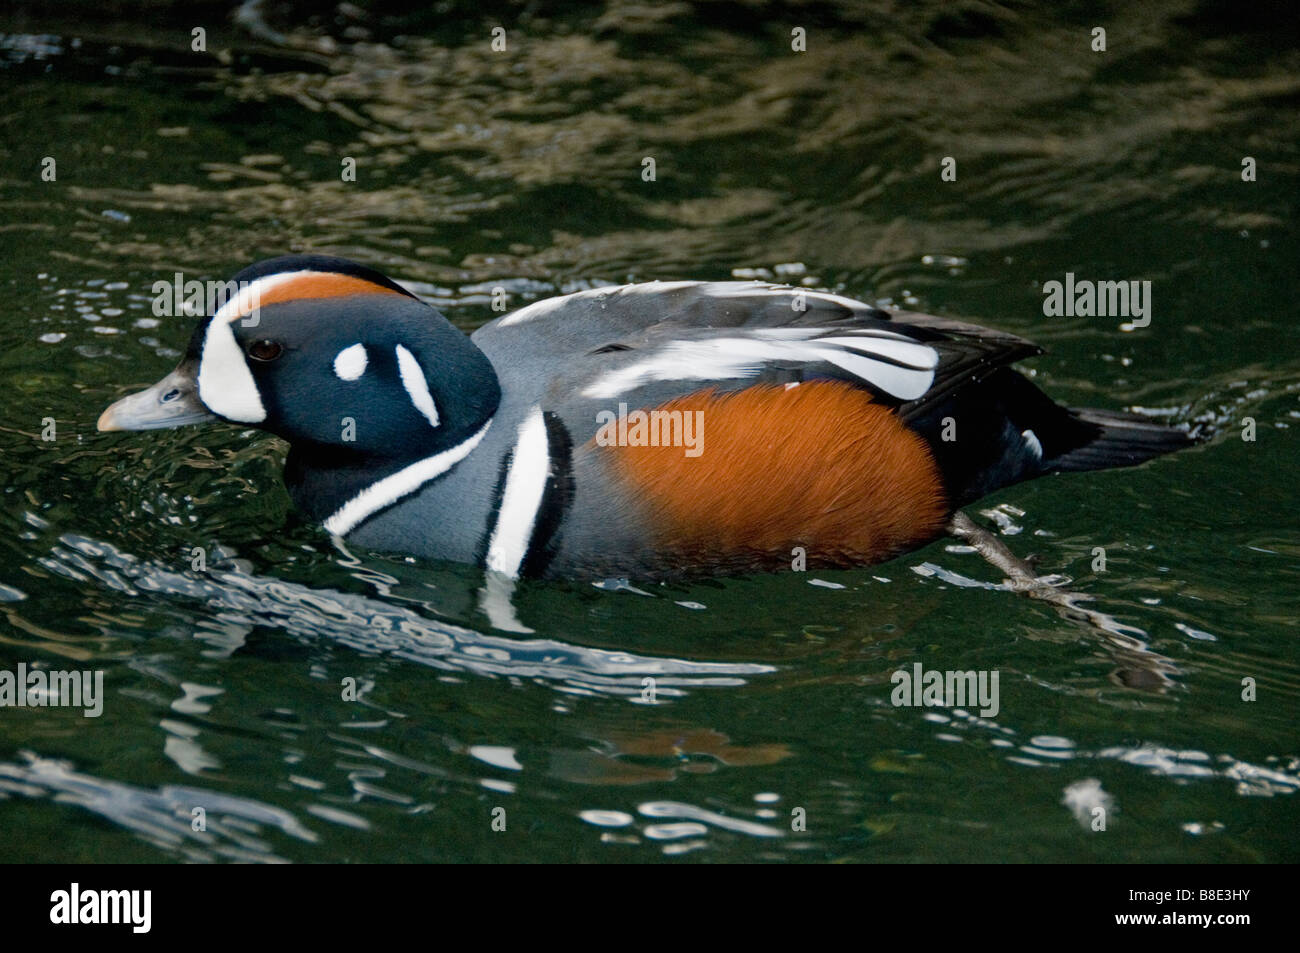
[1045,408,1200,473]
[908,367,1201,503]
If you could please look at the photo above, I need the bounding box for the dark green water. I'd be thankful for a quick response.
[0,1,1297,863]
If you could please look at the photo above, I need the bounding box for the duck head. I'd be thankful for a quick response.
[98,255,502,523]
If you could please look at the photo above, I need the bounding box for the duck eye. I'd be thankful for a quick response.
[247,340,283,362]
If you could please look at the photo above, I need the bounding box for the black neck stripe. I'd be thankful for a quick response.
[520,412,575,579]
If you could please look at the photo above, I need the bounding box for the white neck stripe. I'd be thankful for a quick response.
[484,407,550,579]
[323,419,492,537]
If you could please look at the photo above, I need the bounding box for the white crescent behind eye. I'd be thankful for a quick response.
[395,344,440,428]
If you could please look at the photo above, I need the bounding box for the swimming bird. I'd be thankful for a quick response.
[98,255,1195,580]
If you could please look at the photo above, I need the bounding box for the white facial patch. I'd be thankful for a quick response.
[395,344,440,428]
[333,343,368,381]
[196,318,266,423]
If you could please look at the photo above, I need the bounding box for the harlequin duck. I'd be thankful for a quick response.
[98,255,1195,580]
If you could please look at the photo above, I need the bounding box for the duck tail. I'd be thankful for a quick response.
[1044,407,1202,473]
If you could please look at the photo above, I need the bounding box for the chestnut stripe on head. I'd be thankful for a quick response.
[215,271,408,325]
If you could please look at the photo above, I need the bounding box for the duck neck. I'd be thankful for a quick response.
[285,417,494,535]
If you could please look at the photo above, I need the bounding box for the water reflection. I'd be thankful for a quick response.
[0,751,316,863]
[40,533,776,696]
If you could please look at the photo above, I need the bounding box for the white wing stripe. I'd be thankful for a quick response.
[751,326,914,342]
[816,335,939,370]
[809,346,934,401]
[580,335,939,401]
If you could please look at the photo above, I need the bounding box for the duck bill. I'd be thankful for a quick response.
[97,360,217,432]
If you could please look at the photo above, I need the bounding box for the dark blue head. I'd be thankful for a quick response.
[100,255,501,465]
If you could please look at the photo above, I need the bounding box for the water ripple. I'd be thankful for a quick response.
[42,534,776,697]
[0,751,315,863]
